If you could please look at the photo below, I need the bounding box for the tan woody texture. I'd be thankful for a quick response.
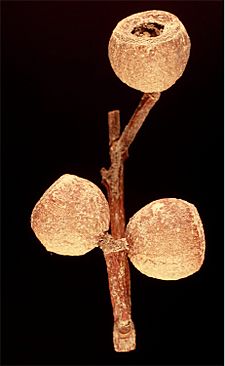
[31,174,110,256]
[126,198,205,280]
[108,10,191,92]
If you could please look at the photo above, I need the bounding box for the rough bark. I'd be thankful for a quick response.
[100,92,160,352]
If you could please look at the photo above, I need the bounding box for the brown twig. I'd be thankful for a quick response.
[100,92,160,352]
[120,92,160,154]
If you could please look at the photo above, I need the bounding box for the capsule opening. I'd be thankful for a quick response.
[131,22,164,38]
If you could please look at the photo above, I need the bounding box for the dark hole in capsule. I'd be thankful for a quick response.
[131,22,164,37]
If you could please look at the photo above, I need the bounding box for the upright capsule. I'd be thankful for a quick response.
[108,10,191,92]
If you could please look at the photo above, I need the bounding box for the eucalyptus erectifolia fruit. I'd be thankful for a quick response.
[31,174,110,256]
[108,10,191,92]
[126,198,205,280]
[31,10,205,353]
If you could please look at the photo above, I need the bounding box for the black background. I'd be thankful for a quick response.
[2,1,224,365]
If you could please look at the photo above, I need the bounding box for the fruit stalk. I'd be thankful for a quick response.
[100,92,160,352]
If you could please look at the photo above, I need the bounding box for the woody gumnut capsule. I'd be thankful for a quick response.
[126,198,205,280]
[31,174,110,256]
[108,10,191,92]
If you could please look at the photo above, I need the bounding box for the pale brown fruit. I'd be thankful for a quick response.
[126,198,205,280]
[31,174,110,256]
[108,10,191,92]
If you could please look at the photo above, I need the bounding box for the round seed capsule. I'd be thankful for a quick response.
[108,10,191,92]
[31,174,110,256]
[126,198,205,280]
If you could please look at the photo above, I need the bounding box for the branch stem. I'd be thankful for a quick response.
[120,92,160,154]
[100,92,160,352]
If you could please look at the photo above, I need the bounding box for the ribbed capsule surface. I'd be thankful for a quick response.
[126,198,205,280]
[31,174,110,256]
[108,10,191,92]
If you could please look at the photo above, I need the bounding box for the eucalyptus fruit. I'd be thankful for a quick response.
[108,10,191,92]
[31,174,110,256]
[31,10,205,353]
[126,198,205,280]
